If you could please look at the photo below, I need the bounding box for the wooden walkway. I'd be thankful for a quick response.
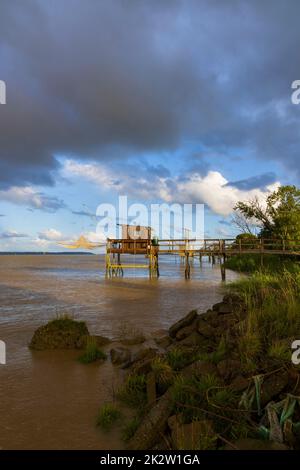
[105,238,300,279]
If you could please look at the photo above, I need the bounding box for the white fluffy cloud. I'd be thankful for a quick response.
[176,171,280,216]
[64,160,280,216]
[37,229,63,241]
[0,186,66,212]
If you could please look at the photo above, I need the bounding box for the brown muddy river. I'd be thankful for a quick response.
[0,254,240,449]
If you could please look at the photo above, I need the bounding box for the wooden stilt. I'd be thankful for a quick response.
[185,252,190,279]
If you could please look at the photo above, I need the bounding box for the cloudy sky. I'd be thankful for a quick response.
[0,0,299,251]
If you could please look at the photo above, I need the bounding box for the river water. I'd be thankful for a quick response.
[0,254,240,449]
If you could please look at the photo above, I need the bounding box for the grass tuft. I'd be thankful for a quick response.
[116,374,147,408]
[96,403,122,431]
[78,337,107,364]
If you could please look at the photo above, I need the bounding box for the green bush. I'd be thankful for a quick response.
[96,403,122,431]
[78,338,107,364]
[117,374,147,408]
[121,416,141,442]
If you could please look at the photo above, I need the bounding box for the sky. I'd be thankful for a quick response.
[0,0,299,251]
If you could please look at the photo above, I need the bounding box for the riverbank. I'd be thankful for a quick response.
[98,266,300,450]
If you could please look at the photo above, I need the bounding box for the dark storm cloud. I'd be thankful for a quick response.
[226,172,277,190]
[1,0,300,188]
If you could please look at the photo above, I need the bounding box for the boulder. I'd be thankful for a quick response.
[169,310,198,338]
[197,318,215,338]
[129,348,159,375]
[127,389,173,450]
[29,318,89,350]
[212,302,232,315]
[200,309,219,326]
[110,347,131,366]
[175,321,197,341]
[132,348,158,363]
[155,335,172,349]
[176,331,213,351]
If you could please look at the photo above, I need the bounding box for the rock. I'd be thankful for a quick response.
[169,310,198,338]
[197,318,215,338]
[129,348,159,374]
[175,321,197,341]
[120,334,146,346]
[110,347,131,366]
[229,375,249,393]
[177,331,212,351]
[217,359,241,382]
[146,372,157,405]
[127,389,173,450]
[200,310,220,327]
[169,416,215,450]
[76,334,111,349]
[155,335,172,349]
[260,371,289,407]
[181,360,219,379]
[226,438,289,450]
[212,302,232,315]
[29,318,89,350]
[132,348,158,363]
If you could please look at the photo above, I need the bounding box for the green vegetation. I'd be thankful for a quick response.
[116,374,147,408]
[78,337,107,364]
[166,347,194,370]
[170,372,243,442]
[196,337,227,365]
[121,416,141,442]
[229,269,300,370]
[49,315,86,332]
[151,356,174,387]
[96,403,122,431]
[29,315,89,350]
[225,253,299,273]
[234,185,300,240]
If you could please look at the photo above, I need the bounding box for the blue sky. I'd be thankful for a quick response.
[0,0,299,251]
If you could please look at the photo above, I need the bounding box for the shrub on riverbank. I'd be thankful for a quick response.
[225,253,299,273]
[29,316,89,350]
[78,337,107,364]
[228,270,300,370]
[96,403,122,431]
[116,374,147,409]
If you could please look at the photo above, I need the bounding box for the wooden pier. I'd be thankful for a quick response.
[105,237,300,279]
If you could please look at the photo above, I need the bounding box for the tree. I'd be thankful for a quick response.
[234,185,300,240]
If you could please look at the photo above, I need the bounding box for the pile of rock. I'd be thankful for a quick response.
[111,295,300,450]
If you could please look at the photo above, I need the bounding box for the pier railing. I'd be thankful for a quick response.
[156,238,300,255]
